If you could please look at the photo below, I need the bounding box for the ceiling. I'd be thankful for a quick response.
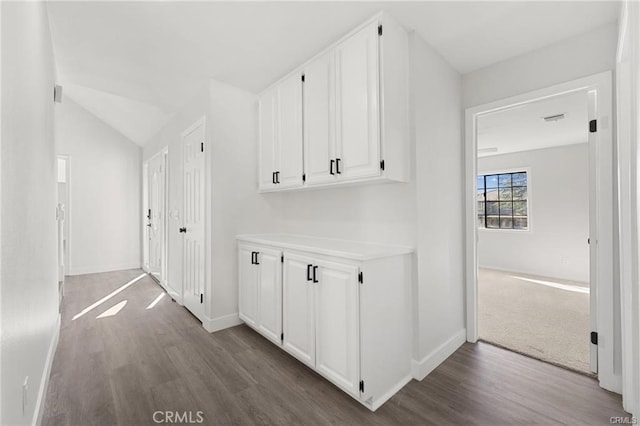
[477,90,589,157]
[47,1,619,146]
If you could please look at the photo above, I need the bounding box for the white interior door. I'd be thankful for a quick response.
[182,120,206,321]
[257,248,282,344]
[147,153,165,282]
[277,73,303,188]
[335,21,381,180]
[587,89,598,374]
[239,245,259,327]
[314,259,360,397]
[282,252,316,368]
[304,52,337,185]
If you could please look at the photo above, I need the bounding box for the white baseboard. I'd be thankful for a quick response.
[33,314,61,426]
[203,312,242,333]
[362,375,413,412]
[411,329,466,381]
[68,263,142,276]
[600,373,622,395]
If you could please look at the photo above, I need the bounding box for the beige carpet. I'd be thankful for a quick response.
[478,268,591,373]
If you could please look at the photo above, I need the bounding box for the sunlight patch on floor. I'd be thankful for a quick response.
[96,300,128,318]
[146,292,165,310]
[510,275,589,294]
[72,273,146,320]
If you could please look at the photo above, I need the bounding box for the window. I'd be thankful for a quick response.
[477,171,528,230]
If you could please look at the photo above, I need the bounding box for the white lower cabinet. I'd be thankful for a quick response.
[238,234,413,411]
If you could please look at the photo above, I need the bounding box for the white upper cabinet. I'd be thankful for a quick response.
[334,21,381,181]
[258,74,303,191]
[259,12,409,192]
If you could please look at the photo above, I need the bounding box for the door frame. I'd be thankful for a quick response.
[142,148,169,287]
[464,71,618,392]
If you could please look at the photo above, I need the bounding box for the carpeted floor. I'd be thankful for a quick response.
[478,268,591,373]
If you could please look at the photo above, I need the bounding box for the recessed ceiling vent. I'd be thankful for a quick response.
[543,113,566,122]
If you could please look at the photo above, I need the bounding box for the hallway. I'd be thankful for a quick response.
[42,270,626,425]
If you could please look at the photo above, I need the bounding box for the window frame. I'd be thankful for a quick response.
[477,167,532,233]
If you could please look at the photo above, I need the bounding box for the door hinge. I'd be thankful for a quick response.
[589,119,597,133]
[378,25,382,36]
[301,74,305,83]
[588,238,590,245]
[380,160,385,171]
[302,174,306,183]
[358,272,363,284]
[281,332,284,341]
[359,380,364,392]
[281,255,284,263]
[591,331,598,345]
[200,293,203,304]
[201,142,204,152]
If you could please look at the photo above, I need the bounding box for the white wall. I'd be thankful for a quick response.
[56,99,142,275]
[463,23,618,108]
[1,2,59,424]
[478,144,589,282]
[410,32,466,372]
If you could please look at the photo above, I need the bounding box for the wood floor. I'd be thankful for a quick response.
[43,269,627,425]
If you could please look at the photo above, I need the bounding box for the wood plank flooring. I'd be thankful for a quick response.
[42,269,628,425]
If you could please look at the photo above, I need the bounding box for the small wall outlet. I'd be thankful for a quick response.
[22,376,29,416]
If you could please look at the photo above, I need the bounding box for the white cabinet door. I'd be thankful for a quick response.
[282,253,316,368]
[335,21,381,181]
[304,52,337,185]
[315,260,360,397]
[277,74,304,189]
[257,248,282,345]
[258,88,278,190]
[238,246,259,327]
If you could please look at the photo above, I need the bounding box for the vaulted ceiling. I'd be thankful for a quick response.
[47,1,619,146]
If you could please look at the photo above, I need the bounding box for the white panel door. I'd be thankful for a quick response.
[259,87,278,190]
[257,248,282,344]
[335,21,381,180]
[282,252,316,368]
[238,245,259,327]
[182,120,206,321]
[315,260,360,397]
[147,153,165,282]
[304,52,337,185]
[277,74,304,188]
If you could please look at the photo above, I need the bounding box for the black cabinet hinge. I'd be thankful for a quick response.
[281,255,284,263]
[378,25,382,36]
[200,294,203,304]
[589,119,597,133]
[591,331,598,345]
[201,142,204,152]
[302,174,306,183]
[359,380,364,392]
[281,332,284,341]
[358,272,363,284]
[380,160,385,171]
[301,74,305,83]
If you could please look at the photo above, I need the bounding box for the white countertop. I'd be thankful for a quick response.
[236,233,414,261]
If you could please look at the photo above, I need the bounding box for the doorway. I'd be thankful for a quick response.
[475,92,591,373]
[465,72,617,390]
[143,149,168,286]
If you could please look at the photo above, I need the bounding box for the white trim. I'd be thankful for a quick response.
[33,314,61,426]
[203,313,243,333]
[411,329,466,381]
[67,263,142,276]
[362,375,412,412]
[465,71,618,392]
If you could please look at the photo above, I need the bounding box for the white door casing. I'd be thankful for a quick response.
[182,119,206,321]
[147,152,165,281]
[282,252,316,368]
